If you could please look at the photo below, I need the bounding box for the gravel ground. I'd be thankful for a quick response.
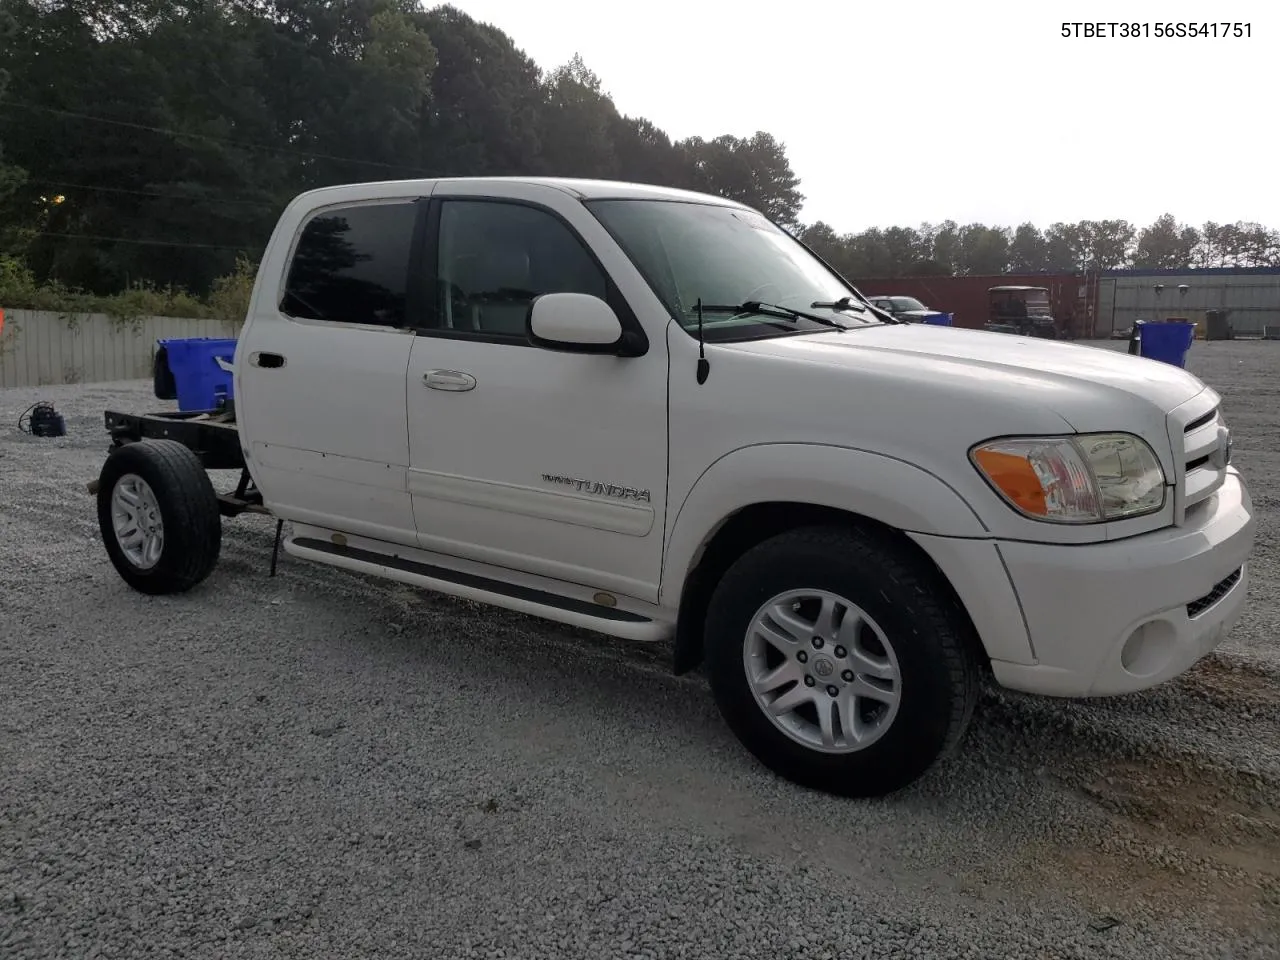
[2,340,1278,960]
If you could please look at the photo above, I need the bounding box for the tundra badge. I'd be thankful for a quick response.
[542,474,651,503]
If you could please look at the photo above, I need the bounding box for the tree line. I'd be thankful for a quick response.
[0,0,801,298]
[797,216,1280,281]
[0,0,1276,306]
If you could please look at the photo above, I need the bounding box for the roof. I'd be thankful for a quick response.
[292,176,743,208]
[480,177,742,205]
[1099,266,1280,278]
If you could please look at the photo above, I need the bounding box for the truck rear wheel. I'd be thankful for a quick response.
[704,525,980,797]
[97,439,222,594]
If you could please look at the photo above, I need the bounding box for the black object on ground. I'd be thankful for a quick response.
[18,402,67,438]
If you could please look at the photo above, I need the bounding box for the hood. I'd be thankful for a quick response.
[722,323,1207,431]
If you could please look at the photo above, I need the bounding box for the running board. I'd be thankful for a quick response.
[286,537,670,642]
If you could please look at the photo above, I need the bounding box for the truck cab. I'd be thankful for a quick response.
[986,285,1059,337]
[92,177,1255,798]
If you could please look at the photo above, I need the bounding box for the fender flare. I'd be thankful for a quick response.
[660,443,989,607]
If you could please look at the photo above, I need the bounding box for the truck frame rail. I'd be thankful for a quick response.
[95,407,268,519]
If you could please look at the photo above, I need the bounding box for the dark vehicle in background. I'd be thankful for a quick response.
[984,285,1058,338]
[867,295,940,322]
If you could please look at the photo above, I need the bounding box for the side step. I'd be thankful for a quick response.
[286,537,670,642]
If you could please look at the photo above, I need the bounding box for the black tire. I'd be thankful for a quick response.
[97,439,222,594]
[704,524,981,798]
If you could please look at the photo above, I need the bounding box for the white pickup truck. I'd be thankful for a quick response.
[91,177,1256,797]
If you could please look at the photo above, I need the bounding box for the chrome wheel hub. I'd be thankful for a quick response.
[111,473,165,570]
[743,589,903,754]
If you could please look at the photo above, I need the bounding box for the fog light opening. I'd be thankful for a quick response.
[1119,620,1177,678]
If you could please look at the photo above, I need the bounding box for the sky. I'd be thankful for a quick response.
[448,0,1276,235]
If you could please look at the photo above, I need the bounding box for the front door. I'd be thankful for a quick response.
[405,186,669,603]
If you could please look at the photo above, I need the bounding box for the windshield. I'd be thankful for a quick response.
[890,297,928,312]
[993,290,1052,318]
[585,199,882,341]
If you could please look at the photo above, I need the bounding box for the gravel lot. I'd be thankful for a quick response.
[2,339,1278,959]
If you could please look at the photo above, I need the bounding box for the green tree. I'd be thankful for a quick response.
[1208,221,1280,267]
[956,224,1010,275]
[0,0,812,295]
[610,115,694,188]
[1080,219,1135,270]
[1134,214,1188,268]
[880,226,927,274]
[682,131,803,227]
[540,53,618,179]
[418,4,544,176]
[928,221,961,274]
[0,0,27,251]
[843,229,897,278]
[1043,222,1087,271]
[31,0,1268,300]
[1237,223,1280,266]
[1008,223,1049,272]
[797,221,855,277]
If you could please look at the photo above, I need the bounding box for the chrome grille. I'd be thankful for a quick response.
[1177,399,1229,520]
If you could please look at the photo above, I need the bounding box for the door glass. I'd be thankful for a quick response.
[434,200,608,337]
[281,201,418,327]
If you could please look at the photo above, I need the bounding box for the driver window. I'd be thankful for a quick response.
[433,200,608,339]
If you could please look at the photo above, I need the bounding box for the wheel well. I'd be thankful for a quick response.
[671,502,987,676]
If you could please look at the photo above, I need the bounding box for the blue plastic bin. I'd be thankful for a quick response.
[922,312,954,326]
[1137,320,1195,368]
[158,337,237,411]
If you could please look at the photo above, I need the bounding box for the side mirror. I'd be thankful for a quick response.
[528,292,629,355]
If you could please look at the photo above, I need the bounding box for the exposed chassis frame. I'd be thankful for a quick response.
[92,407,268,520]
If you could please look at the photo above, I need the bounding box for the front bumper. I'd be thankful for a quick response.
[988,468,1255,697]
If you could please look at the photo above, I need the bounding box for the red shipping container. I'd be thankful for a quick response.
[852,273,1100,337]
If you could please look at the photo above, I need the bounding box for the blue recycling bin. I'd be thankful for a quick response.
[158,337,237,411]
[922,312,953,326]
[1137,320,1196,368]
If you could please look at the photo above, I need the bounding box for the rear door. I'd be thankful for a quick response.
[237,195,425,546]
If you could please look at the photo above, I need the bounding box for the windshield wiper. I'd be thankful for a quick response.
[809,295,867,314]
[812,294,905,323]
[699,301,850,331]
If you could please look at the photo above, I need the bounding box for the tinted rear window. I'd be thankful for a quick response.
[281,202,418,327]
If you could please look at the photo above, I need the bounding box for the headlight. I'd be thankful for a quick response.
[970,432,1166,524]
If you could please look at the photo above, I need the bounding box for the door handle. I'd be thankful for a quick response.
[251,351,286,369]
[423,369,476,392]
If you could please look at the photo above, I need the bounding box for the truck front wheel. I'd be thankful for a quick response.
[97,439,222,595]
[704,525,980,797]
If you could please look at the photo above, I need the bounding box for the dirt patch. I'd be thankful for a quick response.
[1001,755,1280,934]
[1079,758,1279,848]
[1048,836,1280,934]
[1179,653,1280,716]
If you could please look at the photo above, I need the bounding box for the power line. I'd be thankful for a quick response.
[32,231,262,251]
[0,98,429,174]
[28,178,279,207]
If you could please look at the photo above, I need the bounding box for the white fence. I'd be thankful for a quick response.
[0,309,239,388]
